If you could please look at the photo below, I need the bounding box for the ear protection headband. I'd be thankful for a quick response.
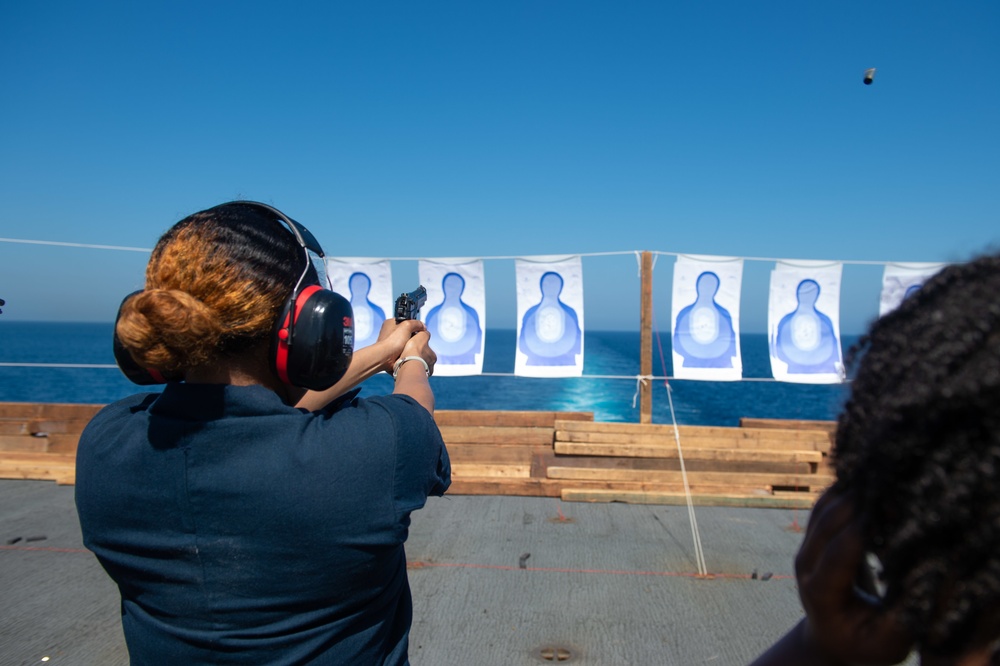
[113,202,355,391]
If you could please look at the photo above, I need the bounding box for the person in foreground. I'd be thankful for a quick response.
[751,252,1000,665]
[75,201,451,665]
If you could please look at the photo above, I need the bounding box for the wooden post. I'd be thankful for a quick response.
[640,251,653,423]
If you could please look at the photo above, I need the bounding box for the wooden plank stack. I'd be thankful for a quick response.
[550,419,835,508]
[436,409,594,497]
[0,402,103,485]
[0,402,836,507]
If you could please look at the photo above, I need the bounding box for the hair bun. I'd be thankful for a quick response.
[116,289,225,373]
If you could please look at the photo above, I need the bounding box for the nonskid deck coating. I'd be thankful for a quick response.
[0,480,919,665]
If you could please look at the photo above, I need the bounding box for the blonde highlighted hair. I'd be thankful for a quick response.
[115,203,303,376]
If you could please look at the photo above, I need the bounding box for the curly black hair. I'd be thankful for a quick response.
[832,252,1000,655]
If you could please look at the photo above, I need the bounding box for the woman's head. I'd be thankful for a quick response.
[115,202,303,377]
[833,252,1000,655]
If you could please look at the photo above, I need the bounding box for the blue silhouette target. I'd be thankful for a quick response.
[672,271,737,368]
[773,279,841,373]
[347,272,385,350]
[424,272,482,364]
[518,271,582,366]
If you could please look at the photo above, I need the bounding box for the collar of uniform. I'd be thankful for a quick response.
[148,383,300,421]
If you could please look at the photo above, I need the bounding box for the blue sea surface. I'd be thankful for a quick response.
[0,322,854,426]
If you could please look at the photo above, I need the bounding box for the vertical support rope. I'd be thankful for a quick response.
[664,381,708,576]
[653,310,709,576]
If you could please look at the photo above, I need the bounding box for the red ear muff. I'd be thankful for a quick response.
[112,290,184,385]
[272,285,354,391]
[114,201,352,390]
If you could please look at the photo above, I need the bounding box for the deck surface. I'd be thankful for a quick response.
[0,479,917,665]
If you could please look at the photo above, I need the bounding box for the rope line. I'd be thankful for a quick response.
[0,236,936,266]
[0,363,845,384]
[653,250,897,267]
[666,381,708,576]
[0,238,152,252]
[652,308,708,576]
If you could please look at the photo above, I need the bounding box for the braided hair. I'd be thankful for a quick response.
[115,202,302,376]
[833,252,1000,655]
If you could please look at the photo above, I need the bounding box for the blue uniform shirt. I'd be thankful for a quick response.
[75,383,450,665]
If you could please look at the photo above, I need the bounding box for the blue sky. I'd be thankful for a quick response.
[1,1,997,333]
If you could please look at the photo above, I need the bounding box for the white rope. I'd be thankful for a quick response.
[0,364,843,383]
[631,375,653,408]
[0,236,939,267]
[441,372,836,383]
[651,249,895,267]
[324,250,638,261]
[0,238,152,252]
[664,380,709,576]
[647,296,708,576]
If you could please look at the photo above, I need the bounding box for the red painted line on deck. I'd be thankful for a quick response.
[407,560,793,581]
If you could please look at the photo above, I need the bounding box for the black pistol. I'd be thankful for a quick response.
[394,286,427,322]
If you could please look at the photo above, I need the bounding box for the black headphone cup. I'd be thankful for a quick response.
[276,288,355,391]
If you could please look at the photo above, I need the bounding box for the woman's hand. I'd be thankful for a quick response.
[391,329,436,414]
[398,330,437,377]
[375,318,426,375]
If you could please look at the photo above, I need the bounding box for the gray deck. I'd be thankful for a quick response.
[2,479,823,665]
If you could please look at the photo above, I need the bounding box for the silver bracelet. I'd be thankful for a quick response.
[392,355,430,379]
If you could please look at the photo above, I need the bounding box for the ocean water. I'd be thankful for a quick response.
[0,322,855,426]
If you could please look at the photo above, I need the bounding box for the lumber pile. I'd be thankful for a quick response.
[739,417,838,434]
[550,419,835,508]
[438,411,836,508]
[0,402,838,508]
[437,409,593,497]
[0,402,103,485]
